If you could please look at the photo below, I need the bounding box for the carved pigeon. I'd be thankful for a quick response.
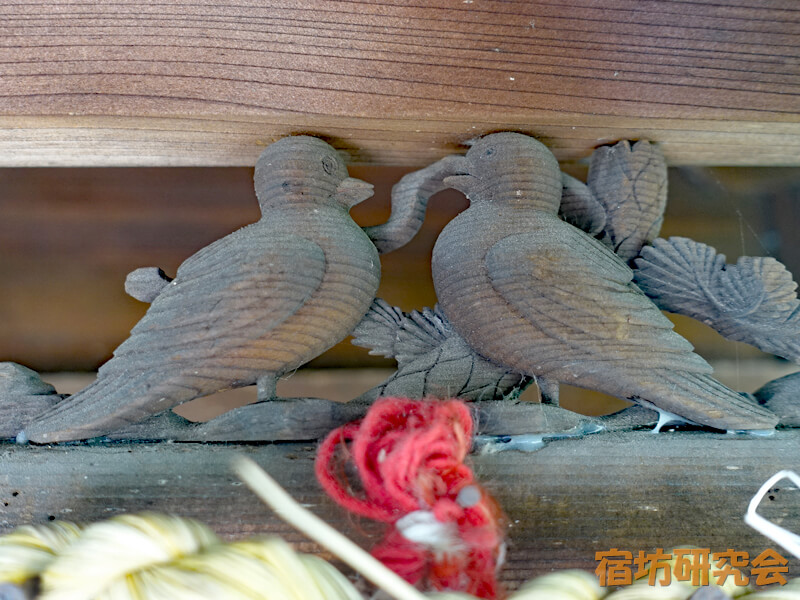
[351,299,530,402]
[634,236,800,362]
[351,139,661,407]
[24,136,382,443]
[426,132,776,431]
[559,139,667,264]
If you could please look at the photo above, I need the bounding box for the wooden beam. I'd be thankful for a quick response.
[0,431,798,587]
[1,1,799,166]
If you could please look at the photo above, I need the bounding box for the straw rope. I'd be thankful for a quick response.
[0,458,791,600]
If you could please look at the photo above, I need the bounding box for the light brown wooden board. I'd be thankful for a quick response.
[0,431,798,589]
[1,1,799,166]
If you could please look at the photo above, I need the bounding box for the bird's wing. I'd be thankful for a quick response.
[485,226,712,375]
[635,237,800,359]
[587,140,667,264]
[559,173,607,237]
[100,225,326,376]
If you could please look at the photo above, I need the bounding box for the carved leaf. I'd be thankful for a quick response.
[352,301,527,402]
[634,237,725,318]
[394,305,452,364]
[357,334,527,403]
[587,140,667,264]
[350,299,405,359]
[635,236,800,361]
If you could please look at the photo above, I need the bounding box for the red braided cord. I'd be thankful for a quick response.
[315,398,505,599]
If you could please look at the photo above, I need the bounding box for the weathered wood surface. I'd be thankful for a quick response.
[635,237,800,362]
[427,133,777,431]
[104,400,628,442]
[21,136,385,444]
[0,431,798,588]
[30,361,800,427]
[2,165,796,374]
[1,1,799,166]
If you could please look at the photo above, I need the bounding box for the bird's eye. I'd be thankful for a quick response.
[484,147,495,157]
[322,156,337,175]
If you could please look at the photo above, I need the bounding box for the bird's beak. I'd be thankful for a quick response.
[335,177,374,208]
[439,156,477,196]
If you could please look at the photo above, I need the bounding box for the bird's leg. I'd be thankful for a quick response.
[256,373,278,402]
[537,377,560,406]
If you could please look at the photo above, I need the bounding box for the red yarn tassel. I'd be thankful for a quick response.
[315,398,506,599]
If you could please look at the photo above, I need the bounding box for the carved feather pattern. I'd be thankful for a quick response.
[483,227,710,374]
[431,132,776,430]
[394,305,452,364]
[352,299,528,402]
[350,299,405,359]
[25,136,383,443]
[634,236,800,362]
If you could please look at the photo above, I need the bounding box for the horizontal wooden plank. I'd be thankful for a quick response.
[0,431,798,589]
[1,1,799,166]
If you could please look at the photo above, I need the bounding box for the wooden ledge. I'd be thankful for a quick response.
[1,430,798,586]
[1,2,799,166]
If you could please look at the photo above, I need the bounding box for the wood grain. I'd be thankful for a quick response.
[0,431,798,588]
[1,1,799,166]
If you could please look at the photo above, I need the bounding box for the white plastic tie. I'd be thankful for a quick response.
[744,469,800,560]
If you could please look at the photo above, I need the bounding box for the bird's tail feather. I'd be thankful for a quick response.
[23,374,201,443]
[638,370,778,431]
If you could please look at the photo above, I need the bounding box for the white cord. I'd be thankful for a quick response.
[234,456,430,600]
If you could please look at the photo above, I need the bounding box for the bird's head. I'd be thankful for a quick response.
[254,136,374,211]
[441,132,562,213]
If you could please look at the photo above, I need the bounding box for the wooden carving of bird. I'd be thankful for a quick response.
[348,140,666,411]
[426,132,776,431]
[24,136,381,443]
